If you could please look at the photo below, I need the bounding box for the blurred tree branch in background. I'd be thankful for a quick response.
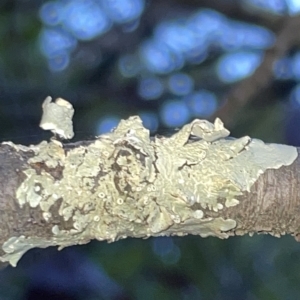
[214,15,300,126]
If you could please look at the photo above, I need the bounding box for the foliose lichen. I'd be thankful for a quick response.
[0,99,297,266]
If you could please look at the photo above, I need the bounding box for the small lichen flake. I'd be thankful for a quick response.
[190,118,230,142]
[39,96,74,140]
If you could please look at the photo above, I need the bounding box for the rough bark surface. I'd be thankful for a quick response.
[224,150,300,238]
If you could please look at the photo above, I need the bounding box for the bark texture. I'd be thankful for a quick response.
[224,150,300,239]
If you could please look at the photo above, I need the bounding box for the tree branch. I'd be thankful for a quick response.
[213,15,300,127]
[0,99,298,266]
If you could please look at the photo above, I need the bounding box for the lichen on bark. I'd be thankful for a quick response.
[0,98,297,266]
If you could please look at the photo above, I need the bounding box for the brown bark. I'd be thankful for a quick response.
[224,149,300,239]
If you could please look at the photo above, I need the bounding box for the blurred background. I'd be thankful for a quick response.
[1,0,300,299]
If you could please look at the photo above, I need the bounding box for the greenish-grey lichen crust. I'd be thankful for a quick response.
[1,115,298,266]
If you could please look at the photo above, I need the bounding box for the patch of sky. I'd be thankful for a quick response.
[292,52,300,79]
[101,0,145,24]
[154,21,201,57]
[217,51,263,83]
[154,10,224,63]
[219,21,275,51]
[39,27,77,58]
[137,77,164,100]
[47,51,70,72]
[121,18,141,33]
[168,73,194,96]
[96,116,120,134]
[180,285,202,300]
[215,260,243,289]
[139,40,184,74]
[39,1,64,26]
[138,8,272,76]
[160,100,190,127]
[243,0,287,15]
[27,250,124,298]
[39,0,145,71]
[118,54,141,77]
[139,9,227,75]
[289,84,300,109]
[187,9,228,43]
[151,237,181,265]
[39,0,145,34]
[139,112,159,132]
[185,90,218,117]
[62,0,111,41]
[286,0,300,15]
[273,57,293,79]
[184,46,208,65]
[252,241,279,278]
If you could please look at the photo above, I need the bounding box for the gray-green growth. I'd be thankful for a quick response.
[0,98,297,266]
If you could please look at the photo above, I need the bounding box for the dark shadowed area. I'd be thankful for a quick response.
[0,0,300,299]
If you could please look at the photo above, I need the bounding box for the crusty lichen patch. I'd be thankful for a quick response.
[0,100,298,266]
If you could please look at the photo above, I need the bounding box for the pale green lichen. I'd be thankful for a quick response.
[0,101,298,266]
[1,233,89,266]
[16,168,55,208]
[39,96,74,140]
[155,118,297,212]
[1,236,34,266]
